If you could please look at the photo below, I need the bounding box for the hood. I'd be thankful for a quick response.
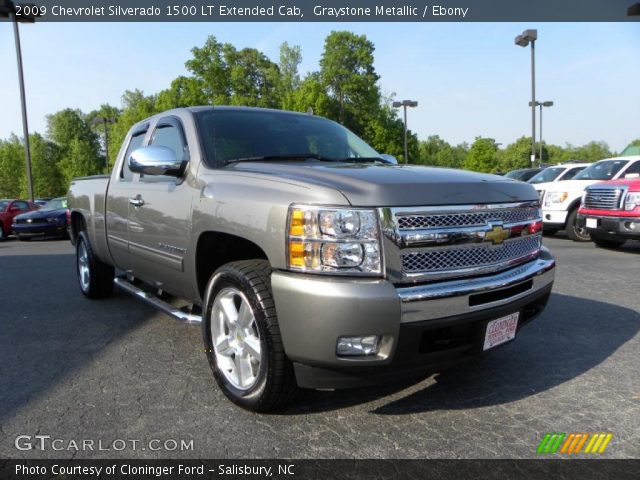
[544,179,602,193]
[227,162,538,207]
[589,178,640,189]
[14,208,66,221]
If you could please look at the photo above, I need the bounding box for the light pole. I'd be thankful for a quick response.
[1,0,40,201]
[392,99,418,164]
[530,100,553,162]
[515,29,538,167]
[91,117,115,171]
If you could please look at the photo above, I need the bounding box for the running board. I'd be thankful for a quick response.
[114,277,202,325]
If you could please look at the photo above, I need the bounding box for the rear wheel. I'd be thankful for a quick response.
[76,231,115,299]
[592,235,626,249]
[565,208,591,242]
[203,260,296,412]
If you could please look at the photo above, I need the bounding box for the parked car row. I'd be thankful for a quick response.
[505,156,640,246]
[0,197,69,241]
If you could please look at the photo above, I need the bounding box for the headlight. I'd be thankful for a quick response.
[544,191,569,207]
[287,205,381,275]
[624,192,640,211]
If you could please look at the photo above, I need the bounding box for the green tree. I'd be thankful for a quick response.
[30,133,64,197]
[0,136,26,198]
[464,137,499,173]
[278,42,302,110]
[156,76,208,111]
[186,36,231,104]
[58,138,103,187]
[498,136,540,171]
[319,31,380,135]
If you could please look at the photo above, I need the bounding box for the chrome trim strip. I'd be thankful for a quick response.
[114,277,202,325]
[397,248,555,323]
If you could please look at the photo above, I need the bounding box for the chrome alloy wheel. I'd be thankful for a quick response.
[210,287,261,390]
[77,240,90,292]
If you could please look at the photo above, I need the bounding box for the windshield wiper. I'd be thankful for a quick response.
[225,154,388,165]
[225,153,336,165]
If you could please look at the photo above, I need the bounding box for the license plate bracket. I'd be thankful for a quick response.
[586,218,598,229]
[483,312,520,351]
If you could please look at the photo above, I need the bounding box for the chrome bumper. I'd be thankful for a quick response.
[398,247,555,323]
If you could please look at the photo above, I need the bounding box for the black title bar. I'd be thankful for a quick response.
[0,0,639,22]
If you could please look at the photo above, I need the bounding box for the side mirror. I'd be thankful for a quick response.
[380,154,398,165]
[129,145,184,177]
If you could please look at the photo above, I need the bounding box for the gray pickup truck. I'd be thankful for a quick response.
[68,106,555,411]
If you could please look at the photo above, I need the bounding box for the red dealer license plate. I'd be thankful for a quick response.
[483,312,520,351]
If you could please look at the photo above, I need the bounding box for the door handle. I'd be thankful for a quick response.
[129,195,145,207]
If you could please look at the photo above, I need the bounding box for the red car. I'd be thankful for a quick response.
[578,178,640,248]
[0,199,38,241]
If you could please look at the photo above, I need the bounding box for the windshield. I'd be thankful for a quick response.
[41,198,68,211]
[529,167,564,184]
[195,109,380,166]
[0,200,9,211]
[504,170,526,179]
[573,160,628,181]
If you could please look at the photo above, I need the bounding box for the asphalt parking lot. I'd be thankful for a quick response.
[1,236,638,459]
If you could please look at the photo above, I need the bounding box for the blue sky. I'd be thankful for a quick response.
[0,22,638,151]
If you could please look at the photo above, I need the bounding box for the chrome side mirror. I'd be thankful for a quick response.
[380,154,398,165]
[129,145,184,176]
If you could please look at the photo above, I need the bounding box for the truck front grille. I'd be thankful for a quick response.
[401,234,542,274]
[380,202,542,283]
[397,208,539,230]
[583,187,625,210]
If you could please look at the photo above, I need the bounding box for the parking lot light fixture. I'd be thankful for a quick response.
[1,0,41,201]
[392,99,418,164]
[515,29,538,167]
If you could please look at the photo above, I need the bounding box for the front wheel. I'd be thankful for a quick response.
[203,260,296,412]
[76,231,115,299]
[565,209,591,242]
[592,235,626,249]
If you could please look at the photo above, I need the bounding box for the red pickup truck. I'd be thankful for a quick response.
[578,178,640,248]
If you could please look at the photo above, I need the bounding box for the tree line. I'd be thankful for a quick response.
[1,31,637,199]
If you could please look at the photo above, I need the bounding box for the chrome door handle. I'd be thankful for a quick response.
[129,196,145,207]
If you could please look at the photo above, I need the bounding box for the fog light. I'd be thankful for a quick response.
[336,335,380,356]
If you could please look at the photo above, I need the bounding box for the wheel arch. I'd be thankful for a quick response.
[195,231,270,301]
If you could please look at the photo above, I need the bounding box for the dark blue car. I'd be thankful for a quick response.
[12,197,69,240]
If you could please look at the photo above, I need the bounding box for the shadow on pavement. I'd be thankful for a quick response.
[279,293,640,415]
[0,253,152,420]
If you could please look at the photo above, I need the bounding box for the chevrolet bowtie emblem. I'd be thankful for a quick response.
[484,225,511,245]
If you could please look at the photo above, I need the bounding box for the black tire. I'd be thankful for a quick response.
[76,230,115,299]
[542,228,559,236]
[592,235,626,249]
[18,235,30,241]
[203,259,296,412]
[565,208,591,242]
[0,225,5,242]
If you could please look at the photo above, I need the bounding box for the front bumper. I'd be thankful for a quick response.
[577,214,640,240]
[11,222,67,238]
[541,208,568,226]
[272,247,555,389]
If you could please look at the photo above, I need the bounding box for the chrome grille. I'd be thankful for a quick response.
[380,202,543,282]
[401,234,542,274]
[397,207,539,230]
[583,188,624,210]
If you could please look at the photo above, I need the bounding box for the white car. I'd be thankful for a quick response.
[537,156,640,241]
[529,163,590,187]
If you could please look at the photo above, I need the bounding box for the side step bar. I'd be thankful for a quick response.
[114,277,202,325]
